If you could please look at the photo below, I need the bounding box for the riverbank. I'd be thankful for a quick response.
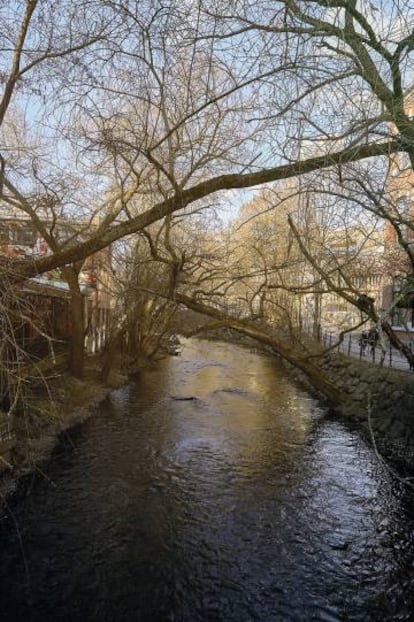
[0,356,129,502]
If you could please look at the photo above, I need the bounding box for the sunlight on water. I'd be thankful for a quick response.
[1,339,414,621]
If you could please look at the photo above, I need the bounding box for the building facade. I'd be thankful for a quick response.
[0,208,114,358]
[382,90,414,336]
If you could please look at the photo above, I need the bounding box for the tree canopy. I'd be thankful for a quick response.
[0,1,411,277]
[1,1,414,385]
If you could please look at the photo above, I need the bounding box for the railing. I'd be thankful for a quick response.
[0,418,12,442]
[320,329,414,372]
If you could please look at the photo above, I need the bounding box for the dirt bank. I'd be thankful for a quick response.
[0,358,129,503]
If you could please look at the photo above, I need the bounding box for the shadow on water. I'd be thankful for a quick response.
[1,338,414,621]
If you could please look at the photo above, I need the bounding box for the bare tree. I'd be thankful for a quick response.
[0,0,414,391]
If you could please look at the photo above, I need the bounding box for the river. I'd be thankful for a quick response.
[1,339,414,621]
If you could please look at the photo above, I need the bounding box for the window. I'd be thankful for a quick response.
[0,223,10,244]
[390,153,411,176]
[392,306,412,328]
[11,224,35,246]
[395,196,413,239]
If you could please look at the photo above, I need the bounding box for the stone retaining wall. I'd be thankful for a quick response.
[319,353,414,460]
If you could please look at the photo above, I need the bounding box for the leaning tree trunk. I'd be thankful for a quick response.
[176,293,342,404]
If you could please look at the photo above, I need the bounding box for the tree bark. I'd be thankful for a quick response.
[62,267,85,379]
[100,325,126,382]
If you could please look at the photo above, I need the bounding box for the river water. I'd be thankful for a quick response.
[1,339,414,621]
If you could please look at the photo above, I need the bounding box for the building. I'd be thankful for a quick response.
[382,89,414,335]
[306,224,386,332]
[0,207,114,358]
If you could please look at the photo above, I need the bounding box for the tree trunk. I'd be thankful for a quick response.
[63,267,85,379]
[100,326,125,382]
[127,317,137,356]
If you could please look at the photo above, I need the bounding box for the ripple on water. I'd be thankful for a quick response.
[1,339,414,622]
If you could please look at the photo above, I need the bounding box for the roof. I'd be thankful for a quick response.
[22,277,72,299]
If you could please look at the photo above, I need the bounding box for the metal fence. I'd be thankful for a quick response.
[0,418,12,442]
[320,329,414,372]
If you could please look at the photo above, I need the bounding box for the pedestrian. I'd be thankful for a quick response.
[367,327,379,355]
[359,331,368,355]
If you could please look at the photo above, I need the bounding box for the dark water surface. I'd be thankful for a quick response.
[1,339,414,621]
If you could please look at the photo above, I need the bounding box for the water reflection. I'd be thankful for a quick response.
[0,338,414,621]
